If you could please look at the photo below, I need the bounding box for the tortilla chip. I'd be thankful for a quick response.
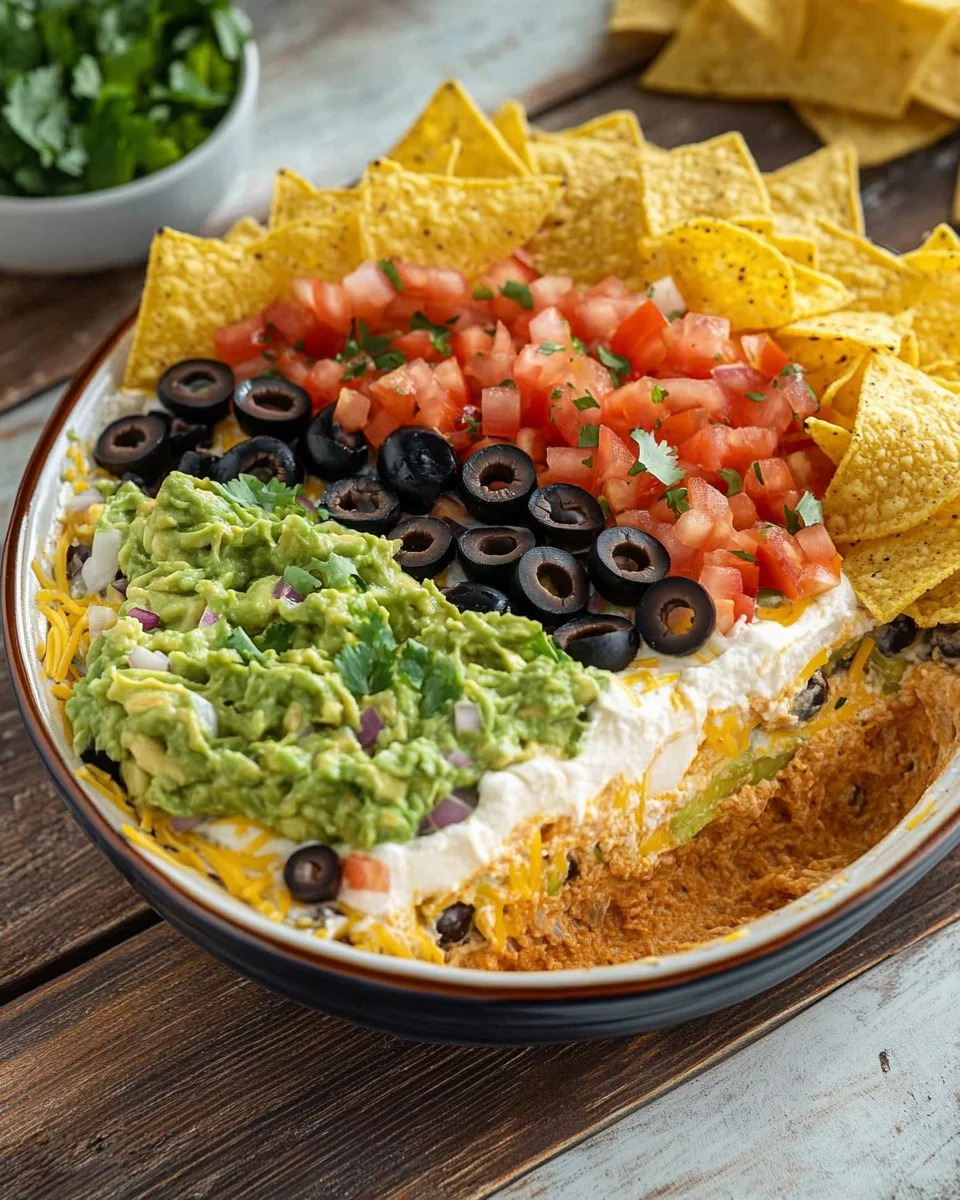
[955,164,960,225]
[526,137,646,285]
[726,0,806,54]
[788,261,854,321]
[842,496,960,623]
[659,220,796,329]
[823,354,960,542]
[268,169,360,230]
[911,11,960,121]
[805,418,852,467]
[805,218,922,313]
[907,254,960,365]
[820,355,868,428]
[905,564,960,626]
[223,216,267,246]
[899,329,920,369]
[492,100,533,170]
[609,0,693,34]
[560,111,645,148]
[907,224,960,258]
[358,161,562,281]
[764,143,863,235]
[246,215,361,293]
[388,80,528,178]
[444,139,462,176]
[775,311,908,398]
[793,101,958,168]
[638,132,771,237]
[926,358,960,382]
[768,231,819,269]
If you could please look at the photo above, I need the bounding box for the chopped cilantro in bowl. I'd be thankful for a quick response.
[0,0,251,198]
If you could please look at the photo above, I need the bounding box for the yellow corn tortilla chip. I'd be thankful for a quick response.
[659,219,796,329]
[900,329,920,368]
[769,231,819,269]
[775,311,908,398]
[788,261,854,321]
[842,496,960,623]
[733,217,774,237]
[246,215,361,294]
[726,0,806,54]
[388,79,528,179]
[909,254,960,366]
[805,218,922,314]
[805,418,852,467]
[609,0,693,34]
[906,224,960,259]
[955,164,960,225]
[358,161,562,281]
[526,136,646,285]
[444,138,462,176]
[268,169,360,230]
[820,354,868,428]
[905,564,960,626]
[492,100,533,170]
[638,131,771,237]
[926,358,960,382]
[824,354,960,542]
[912,11,960,121]
[764,143,863,235]
[794,101,958,168]
[223,216,266,246]
[560,111,645,148]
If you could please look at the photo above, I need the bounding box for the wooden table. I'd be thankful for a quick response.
[2,4,960,1196]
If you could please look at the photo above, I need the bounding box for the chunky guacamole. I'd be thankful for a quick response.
[67,474,602,847]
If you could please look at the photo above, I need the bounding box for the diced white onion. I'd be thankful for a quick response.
[190,693,219,738]
[80,528,122,595]
[87,605,117,641]
[65,487,103,512]
[453,700,481,734]
[648,275,687,319]
[128,646,171,672]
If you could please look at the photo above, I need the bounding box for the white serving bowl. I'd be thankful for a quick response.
[0,41,258,275]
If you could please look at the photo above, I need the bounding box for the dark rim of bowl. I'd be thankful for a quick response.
[3,310,960,1002]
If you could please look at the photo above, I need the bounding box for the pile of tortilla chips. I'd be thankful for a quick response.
[123,77,960,628]
[613,0,960,171]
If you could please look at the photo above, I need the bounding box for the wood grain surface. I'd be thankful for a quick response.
[1,850,958,1200]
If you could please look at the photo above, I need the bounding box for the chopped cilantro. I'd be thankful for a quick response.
[372,349,405,373]
[581,455,594,468]
[526,630,564,662]
[573,392,600,412]
[282,564,319,597]
[222,626,262,662]
[397,639,430,689]
[598,495,611,518]
[341,358,368,380]
[420,654,462,717]
[472,284,494,301]
[753,461,765,485]
[650,384,668,405]
[717,467,742,496]
[219,474,302,513]
[463,412,480,436]
[293,339,305,352]
[337,318,403,374]
[378,258,403,291]
[597,345,631,387]
[550,387,563,400]
[571,335,587,354]
[796,491,824,527]
[629,428,683,485]
[730,550,756,563]
[834,696,848,710]
[497,378,517,388]
[537,341,566,356]
[262,622,294,653]
[311,553,362,589]
[577,425,600,449]
[499,279,534,310]
[410,310,451,355]
[334,613,397,697]
[744,391,767,402]
[662,485,689,516]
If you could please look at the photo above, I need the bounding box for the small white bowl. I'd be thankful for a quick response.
[0,41,259,275]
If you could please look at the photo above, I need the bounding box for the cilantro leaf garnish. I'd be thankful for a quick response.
[308,553,362,590]
[334,612,397,697]
[537,341,566,356]
[744,391,767,402]
[753,461,765,485]
[525,630,565,663]
[571,335,587,354]
[499,279,534,310]
[573,392,600,412]
[577,425,600,449]
[597,345,631,387]
[338,319,403,374]
[282,564,319,597]
[550,387,564,400]
[729,550,755,563]
[785,490,824,534]
[221,626,262,662]
[650,384,668,405]
[581,455,594,468]
[410,310,452,355]
[661,485,689,516]
[262,622,295,653]
[717,468,742,496]
[398,639,430,689]
[378,259,403,291]
[628,428,684,484]
[219,474,303,513]
[341,358,369,381]
[420,654,462,717]
[472,284,494,301]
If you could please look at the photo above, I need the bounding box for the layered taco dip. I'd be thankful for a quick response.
[36,82,960,969]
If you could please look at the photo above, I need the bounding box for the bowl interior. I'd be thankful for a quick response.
[9,326,960,993]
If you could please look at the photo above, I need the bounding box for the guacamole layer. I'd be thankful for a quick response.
[66,474,601,848]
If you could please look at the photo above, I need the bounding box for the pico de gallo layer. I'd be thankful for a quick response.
[211,252,843,634]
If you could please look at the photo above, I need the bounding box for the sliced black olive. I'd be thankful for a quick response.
[390,516,456,580]
[283,845,342,903]
[322,476,400,535]
[443,582,511,615]
[873,615,917,657]
[66,543,91,580]
[527,483,605,552]
[431,492,473,538]
[553,614,640,672]
[176,450,222,479]
[167,417,211,457]
[120,471,147,491]
[233,376,312,441]
[301,403,368,481]
[377,426,459,513]
[636,577,715,656]
[158,358,234,424]
[460,444,537,523]
[94,414,170,483]
[435,901,474,947]
[213,437,304,488]
[459,524,536,584]
[587,527,670,606]
[792,668,828,722]
[513,546,589,627]
[932,623,960,660]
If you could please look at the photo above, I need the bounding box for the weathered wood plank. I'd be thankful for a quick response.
[497,920,960,1200]
[1,850,957,1200]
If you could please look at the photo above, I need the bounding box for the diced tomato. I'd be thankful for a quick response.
[264,295,343,360]
[342,261,396,321]
[795,523,842,575]
[482,385,522,438]
[516,426,547,464]
[600,378,662,438]
[232,354,274,382]
[756,525,806,600]
[364,406,401,449]
[734,594,756,623]
[686,476,730,522]
[680,425,778,473]
[664,313,735,377]
[610,300,668,375]
[334,388,371,433]
[785,446,834,497]
[728,491,759,530]
[596,425,636,485]
[605,473,657,514]
[392,328,447,364]
[295,278,353,334]
[741,333,790,378]
[434,357,468,409]
[369,359,437,423]
[213,312,269,365]
[545,445,597,489]
[462,320,516,391]
[657,377,728,419]
[275,348,311,388]
[703,548,759,596]
[530,275,575,315]
[342,854,390,893]
[699,564,744,634]
[777,367,819,421]
[394,262,469,318]
[529,306,572,347]
[303,359,346,409]
[745,458,797,522]
[573,278,646,343]
[476,255,540,323]
[658,407,711,449]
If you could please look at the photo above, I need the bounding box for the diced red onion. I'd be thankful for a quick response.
[355,706,385,751]
[128,607,161,631]
[87,605,116,641]
[190,693,219,738]
[199,607,219,627]
[297,494,318,518]
[298,723,316,742]
[129,646,170,671]
[113,576,128,597]
[66,487,104,512]
[647,275,686,318]
[453,700,481,734]
[80,528,122,594]
[172,816,203,832]
[431,792,477,829]
[272,579,303,604]
[445,749,472,768]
